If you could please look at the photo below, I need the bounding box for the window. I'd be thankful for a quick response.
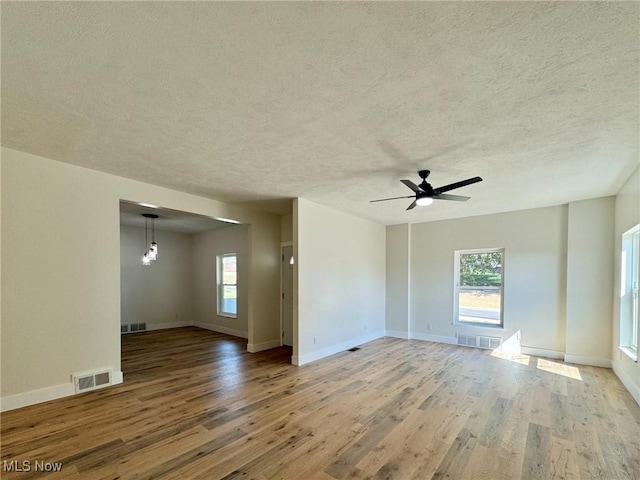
[217,253,237,317]
[454,249,504,328]
[620,225,639,357]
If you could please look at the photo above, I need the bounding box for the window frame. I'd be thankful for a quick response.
[633,230,639,352]
[217,253,238,318]
[619,225,639,359]
[453,248,505,329]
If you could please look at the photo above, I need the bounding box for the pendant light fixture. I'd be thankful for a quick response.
[141,213,159,265]
[149,215,158,261]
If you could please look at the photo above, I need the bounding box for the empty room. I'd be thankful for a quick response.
[1,2,639,479]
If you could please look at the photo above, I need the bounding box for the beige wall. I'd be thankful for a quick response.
[2,151,123,404]
[387,194,630,374]
[565,197,614,365]
[407,205,568,355]
[192,225,250,337]
[385,224,410,336]
[246,219,282,351]
[612,167,640,404]
[281,213,293,244]
[1,148,281,409]
[120,225,194,329]
[295,198,386,365]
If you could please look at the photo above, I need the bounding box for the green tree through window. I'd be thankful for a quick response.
[459,252,502,287]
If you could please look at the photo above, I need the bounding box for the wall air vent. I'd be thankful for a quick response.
[458,334,478,347]
[73,369,112,393]
[122,323,147,334]
[479,336,502,350]
[457,335,502,351]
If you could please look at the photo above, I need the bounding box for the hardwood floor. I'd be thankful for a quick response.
[2,327,639,479]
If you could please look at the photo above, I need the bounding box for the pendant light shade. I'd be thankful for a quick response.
[149,242,158,260]
[141,213,159,265]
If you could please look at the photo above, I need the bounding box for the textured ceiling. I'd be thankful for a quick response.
[2,2,638,225]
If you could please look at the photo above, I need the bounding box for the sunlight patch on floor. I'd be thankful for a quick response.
[537,358,582,380]
[490,350,530,366]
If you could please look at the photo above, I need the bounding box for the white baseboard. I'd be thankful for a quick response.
[293,331,385,366]
[192,322,248,339]
[388,334,602,366]
[145,321,188,331]
[248,339,281,353]
[112,370,124,385]
[564,354,611,368]
[1,370,123,412]
[521,346,565,360]
[409,332,458,345]
[386,330,458,345]
[1,383,74,412]
[385,330,409,339]
[612,360,640,406]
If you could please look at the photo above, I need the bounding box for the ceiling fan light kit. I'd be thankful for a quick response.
[415,196,434,207]
[371,169,483,210]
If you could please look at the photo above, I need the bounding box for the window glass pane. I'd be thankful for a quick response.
[456,250,503,327]
[632,232,639,349]
[222,255,237,284]
[459,252,502,287]
[222,285,237,315]
[458,288,501,325]
[218,254,237,317]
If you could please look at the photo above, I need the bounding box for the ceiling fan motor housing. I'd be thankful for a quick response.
[417,170,434,195]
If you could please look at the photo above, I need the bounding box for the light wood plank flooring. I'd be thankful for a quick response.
[2,327,639,479]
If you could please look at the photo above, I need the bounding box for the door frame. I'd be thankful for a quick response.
[280,242,294,347]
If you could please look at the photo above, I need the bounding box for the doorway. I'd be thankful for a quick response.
[281,244,294,347]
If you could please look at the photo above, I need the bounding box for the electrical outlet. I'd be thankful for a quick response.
[426,323,431,331]
[313,337,317,345]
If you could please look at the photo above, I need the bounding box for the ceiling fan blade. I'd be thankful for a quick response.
[406,200,418,210]
[369,195,414,203]
[434,193,470,202]
[434,176,483,194]
[400,179,424,193]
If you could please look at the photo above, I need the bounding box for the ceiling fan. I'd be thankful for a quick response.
[370,170,483,210]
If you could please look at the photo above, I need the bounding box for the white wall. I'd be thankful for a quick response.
[407,206,568,356]
[612,167,640,404]
[120,225,194,329]
[1,147,282,410]
[565,197,614,366]
[294,198,386,365]
[192,225,249,338]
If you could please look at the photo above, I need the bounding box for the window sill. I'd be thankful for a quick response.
[618,346,638,362]
[217,313,237,319]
